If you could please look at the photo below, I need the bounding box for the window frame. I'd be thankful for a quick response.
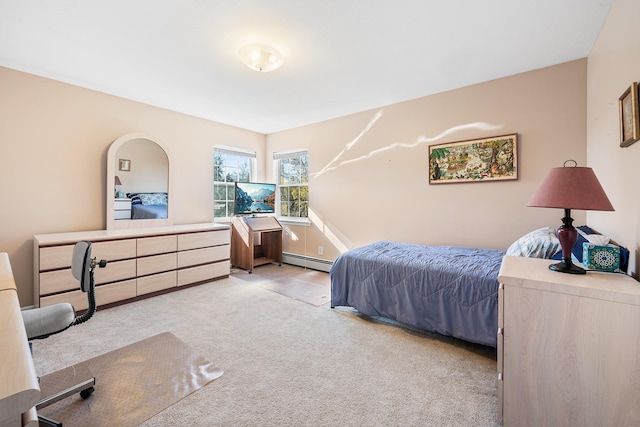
[274,149,309,223]
[213,146,257,221]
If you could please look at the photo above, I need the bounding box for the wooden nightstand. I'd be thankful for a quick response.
[114,198,132,220]
[497,256,640,426]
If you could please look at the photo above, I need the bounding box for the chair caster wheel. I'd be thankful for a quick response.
[80,386,95,399]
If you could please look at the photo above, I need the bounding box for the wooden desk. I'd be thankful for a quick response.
[0,253,40,427]
[231,216,282,273]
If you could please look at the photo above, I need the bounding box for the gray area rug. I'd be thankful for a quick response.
[234,263,331,306]
[260,277,330,306]
[37,332,223,426]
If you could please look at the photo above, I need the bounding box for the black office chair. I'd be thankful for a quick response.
[21,240,106,427]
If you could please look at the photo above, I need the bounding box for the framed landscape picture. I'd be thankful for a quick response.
[429,134,518,184]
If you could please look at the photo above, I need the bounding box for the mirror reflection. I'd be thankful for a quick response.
[114,139,168,220]
[106,133,172,230]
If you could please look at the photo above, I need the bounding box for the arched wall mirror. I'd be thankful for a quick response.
[106,132,173,230]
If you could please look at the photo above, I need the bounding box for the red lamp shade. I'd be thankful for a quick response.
[114,176,122,186]
[527,161,614,274]
[527,165,613,211]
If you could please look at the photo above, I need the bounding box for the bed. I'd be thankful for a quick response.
[127,192,168,219]
[131,204,167,219]
[330,226,629,348]
[330,241,505,347]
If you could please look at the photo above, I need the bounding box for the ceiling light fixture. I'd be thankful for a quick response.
[238,43,284,72]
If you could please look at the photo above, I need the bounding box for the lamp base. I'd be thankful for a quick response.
[549,209,586,275]
[549,259,586,274]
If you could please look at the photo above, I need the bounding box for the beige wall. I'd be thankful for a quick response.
[116,139,168,193]
[0,67,265,305]
[267,59,588,262]
[0,54,599,307]
[587,0,640,278]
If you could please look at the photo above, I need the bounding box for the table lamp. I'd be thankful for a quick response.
[114,176,122,198]
[527,160,614,274]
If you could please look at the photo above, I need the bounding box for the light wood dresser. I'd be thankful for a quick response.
[497,256,640,426]
[34,223,230,310]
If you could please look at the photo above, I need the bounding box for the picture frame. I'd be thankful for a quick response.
[118,159,131,172]
[429,134,518,184]
[619,82,639,147]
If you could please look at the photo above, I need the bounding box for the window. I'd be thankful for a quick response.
[214,146,256,219]
[274,150,308,220]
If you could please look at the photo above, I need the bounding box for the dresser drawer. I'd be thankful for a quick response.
[94,259,136,285]
[39,239,137,270]
[137,271,176,295]
[177,246,229,268]
[96,279,137,306]
[40,289,87,310]
[92,239,136,261]
[137,253,177,277]
[39,245,75,270]
[114,199,132,209]
[177,230,230,251]
[178,261,229,286]
[40,269,76,295]
[137,235,177,257]
[114,210,131,220]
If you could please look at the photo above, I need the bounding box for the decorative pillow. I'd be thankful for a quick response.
[506,227,561,259]
[126,193,142,205]
[139,193,168,206]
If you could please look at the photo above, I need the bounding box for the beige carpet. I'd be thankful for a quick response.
[32,264,500,426]
[37,332,223,426]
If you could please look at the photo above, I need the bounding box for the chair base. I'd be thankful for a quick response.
[36,364,96,426]
[38,414,64,427]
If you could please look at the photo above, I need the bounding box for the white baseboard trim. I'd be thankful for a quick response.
[282,252,333,273]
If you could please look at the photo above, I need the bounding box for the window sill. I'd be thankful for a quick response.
[216,216,310,227]
[277,217,311,227]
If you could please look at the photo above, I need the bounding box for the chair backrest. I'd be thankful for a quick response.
[71,241,92,292]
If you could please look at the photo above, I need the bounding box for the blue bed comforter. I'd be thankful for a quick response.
[330,241,504,347]
[131,204,167,219]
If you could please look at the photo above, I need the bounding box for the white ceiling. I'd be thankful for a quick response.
[0,0,612,134]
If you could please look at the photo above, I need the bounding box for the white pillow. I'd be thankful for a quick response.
[506,227,561,258]
[139,193,167,206]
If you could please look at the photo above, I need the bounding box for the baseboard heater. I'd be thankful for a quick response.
[282,252,333,273]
